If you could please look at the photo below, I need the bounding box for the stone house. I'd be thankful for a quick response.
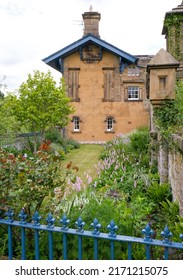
[43,7,151,143]
[43,2,183,143]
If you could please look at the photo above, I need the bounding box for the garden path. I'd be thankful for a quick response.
[62,144,104,182]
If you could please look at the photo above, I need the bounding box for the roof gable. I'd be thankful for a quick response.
[42,34,137,73]
[147,48,179,68]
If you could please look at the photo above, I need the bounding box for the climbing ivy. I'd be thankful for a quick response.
[164,14,183,60]
[153,81,183,146]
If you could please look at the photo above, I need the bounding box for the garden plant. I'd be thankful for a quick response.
[0,127,183,259]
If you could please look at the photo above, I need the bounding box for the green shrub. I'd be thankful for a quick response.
[129,126,150,154]
[66,138,80,149]
[45,129,64,144]
[3,146,19,156]
[147,182,172,205]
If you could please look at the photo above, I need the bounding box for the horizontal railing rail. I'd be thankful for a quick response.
[0,208,183,260]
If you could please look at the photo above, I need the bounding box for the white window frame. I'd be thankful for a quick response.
[107,117,113,131]
[128,86,139,100]
[73,117,80,131]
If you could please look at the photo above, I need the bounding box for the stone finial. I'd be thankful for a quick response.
[90,5,93,12]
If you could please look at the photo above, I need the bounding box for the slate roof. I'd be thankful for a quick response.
[42,34,138,73]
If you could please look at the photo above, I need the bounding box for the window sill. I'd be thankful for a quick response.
[125,99,143,102]
[70,98,80,102]
[72,131,82,134]
[105,130,115,133]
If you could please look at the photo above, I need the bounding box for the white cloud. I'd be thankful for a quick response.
[0,0,181,92]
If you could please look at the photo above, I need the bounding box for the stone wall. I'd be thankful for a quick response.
[168,135,183,216]
[157,133,183,216]
[64,50,150,143]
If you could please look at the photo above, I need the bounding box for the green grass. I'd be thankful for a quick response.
[62,144,104,181]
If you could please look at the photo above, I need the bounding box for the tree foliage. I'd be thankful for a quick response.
[9,70,74,152]
[0,94,20,135]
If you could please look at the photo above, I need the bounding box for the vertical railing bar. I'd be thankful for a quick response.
[94,238,98,260]
[145,244,151,260]
[78,235,82,260]
[127,242,132,260]
[62,233,67,260]
[110,240,115,260]
[34,229,40,260]
[48,231,53,260]
[21,227,26,260]
[8,225,13,260]
[164,247,169,260]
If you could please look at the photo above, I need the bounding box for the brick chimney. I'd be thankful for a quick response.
[82,5,101,37]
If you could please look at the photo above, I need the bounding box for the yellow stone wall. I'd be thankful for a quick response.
[149,68,177,102]
[63,49,149,142]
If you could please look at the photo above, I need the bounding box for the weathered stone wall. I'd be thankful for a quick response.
[168,135,183,216]
[64,50,150,143]
[157,133,183,216]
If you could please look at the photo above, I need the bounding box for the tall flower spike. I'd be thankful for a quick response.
[32,211,41,227]
[75,217,85,233]
[46,213,55,228]
[142,223,154,242]
[60,214,70,231]
[18,208,27,224]
[5,208,14,222]
[107,220,118,238]
[161,225,173,244]
[91,218,101,235]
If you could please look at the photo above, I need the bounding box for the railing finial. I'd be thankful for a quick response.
[32,211,41,227]
[107,220,118,238]
[5,208,14,222]
[142,223,154,242]
[91,218,101,235]
[46,213,55,228]
[75,217,85,233]
[60,214,70,231]
[161,225,173,244]
[18,208,27,224]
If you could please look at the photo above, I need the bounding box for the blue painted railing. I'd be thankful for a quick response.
[0,208,183,260]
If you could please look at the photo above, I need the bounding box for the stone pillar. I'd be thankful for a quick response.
[146,48,179,183]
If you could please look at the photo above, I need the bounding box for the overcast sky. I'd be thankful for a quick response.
[0,0,181,92]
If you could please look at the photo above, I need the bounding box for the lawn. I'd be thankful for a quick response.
[62,144,104,181]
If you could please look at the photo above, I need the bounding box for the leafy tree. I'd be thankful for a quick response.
[0,94,20,135]
[10,70,74,153]
[0,90,4,100]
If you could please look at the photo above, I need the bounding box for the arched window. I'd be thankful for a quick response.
[73,117,80,131]
[72,116,80,131]
[107,117,113,131]
[105,116,115,132]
